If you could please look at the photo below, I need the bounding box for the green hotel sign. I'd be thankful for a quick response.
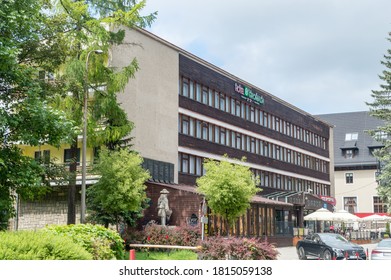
[234,83,264,105]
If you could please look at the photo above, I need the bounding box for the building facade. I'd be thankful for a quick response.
[317,111,388,217]
[112,28,334,242]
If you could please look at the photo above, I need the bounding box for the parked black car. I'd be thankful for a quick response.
[296,233,366,260]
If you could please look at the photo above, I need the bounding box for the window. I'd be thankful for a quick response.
[202,87,208,104]
[345,173,353,184]
[181,154,189,173]
[182,77,189,97]
[250,107,255,122]
[236,133,242,149]
[235,101,241,117]
[189,81,194,99]
[196,83,201,102]
[64,148,80,165]
[345,133,358,141]
[208,89,214,106]
[374,131,387,141]
[196,157,202,176]
[219,94,225,110]
[220,128,226,145]
[181,116,189,134]
[34,150,50,164]
[344,197,357,213]
[345,149,354,159]
[373,196,388,213]
[201,122,208,140]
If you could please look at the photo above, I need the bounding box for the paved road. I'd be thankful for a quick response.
[277,242,378,260]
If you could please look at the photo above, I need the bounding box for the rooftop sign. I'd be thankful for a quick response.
[234,83,264,105]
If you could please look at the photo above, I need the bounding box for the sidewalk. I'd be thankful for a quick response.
[277,242,378,260]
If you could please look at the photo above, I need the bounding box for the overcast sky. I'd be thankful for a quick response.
[142,0,391,115]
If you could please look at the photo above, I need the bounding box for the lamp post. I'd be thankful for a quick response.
[81,49,103,224]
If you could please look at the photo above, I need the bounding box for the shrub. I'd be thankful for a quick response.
[44,224,125,260]
[143,224,201,247]
[0,230,92,260]
[199,236,279,260]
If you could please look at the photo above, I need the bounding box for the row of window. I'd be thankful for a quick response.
[179,114,329,174]
[34,148,99,165]
[344,196,388,213]
[180,76,328,150]
[178,152,330,196]
[344,172,380,184]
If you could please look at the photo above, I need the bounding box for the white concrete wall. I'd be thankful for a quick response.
[334,169,378,212]
[110,28,179,183]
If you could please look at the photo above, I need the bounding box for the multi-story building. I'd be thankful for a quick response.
[14,28,334,246]
[317,111,388,218]
[111,28,334,243]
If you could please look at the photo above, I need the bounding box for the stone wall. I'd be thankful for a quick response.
[13,188,80,230]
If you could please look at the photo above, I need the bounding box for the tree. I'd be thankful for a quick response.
[0,0,74,229]
[367,31,391,213]
[45,0,156,223]
[86,148,150,228]
[196,155,260,235]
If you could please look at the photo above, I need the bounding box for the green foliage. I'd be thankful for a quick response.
[367,31,391,211]
[44,223,125,260]
[86,148,150,227]
[142,224,201,247]
[199,236,279,260]
[49,0,156,149]
[196,155,260,229]
[0,0,76,226]
[0,230,92,260]
[386,222,390,235]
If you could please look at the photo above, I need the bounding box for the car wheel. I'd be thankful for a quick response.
[298,246,307,260]
[322,249,332,260]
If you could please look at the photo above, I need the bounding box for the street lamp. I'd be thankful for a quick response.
[81,49,103,224]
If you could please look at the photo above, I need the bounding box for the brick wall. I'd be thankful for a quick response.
[139,182,203,228]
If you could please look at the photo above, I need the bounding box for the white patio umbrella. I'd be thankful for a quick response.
[361,214,391,222]
[304,208,334,221]
[361,214,391,237]
[332,210,360,222]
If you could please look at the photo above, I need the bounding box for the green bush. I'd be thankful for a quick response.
[44,224,125,260]
[0,230,92,260]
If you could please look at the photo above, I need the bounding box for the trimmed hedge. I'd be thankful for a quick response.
[0,230,92,260]
[44,224,125,260]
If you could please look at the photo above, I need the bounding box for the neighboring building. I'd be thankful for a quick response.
[317,111,388,218]
[13,28,334,246]
[111,28,334,244]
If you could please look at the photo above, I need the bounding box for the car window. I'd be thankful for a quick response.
[319,234,348,244]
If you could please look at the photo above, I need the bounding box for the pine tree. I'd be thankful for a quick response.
[367,31,391,213]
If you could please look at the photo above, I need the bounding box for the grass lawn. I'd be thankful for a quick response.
[125,249,198,260]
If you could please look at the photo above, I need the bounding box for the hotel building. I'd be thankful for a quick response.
[111,28,334,244]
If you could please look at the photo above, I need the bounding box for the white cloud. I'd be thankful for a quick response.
[143,0,391,114]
